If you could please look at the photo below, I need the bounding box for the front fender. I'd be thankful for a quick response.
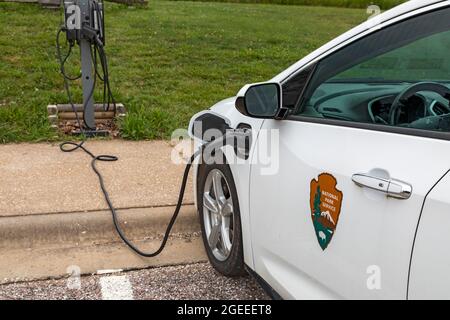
[188,97,266,271]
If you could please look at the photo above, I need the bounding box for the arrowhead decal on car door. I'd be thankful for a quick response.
[310,173,343,251]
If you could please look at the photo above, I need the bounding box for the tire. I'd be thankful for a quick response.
[197,161,246,276]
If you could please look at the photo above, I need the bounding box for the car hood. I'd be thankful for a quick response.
[210,97,236,112]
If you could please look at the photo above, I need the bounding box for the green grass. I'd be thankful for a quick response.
[0,1,366,142]
[171,0,405,10]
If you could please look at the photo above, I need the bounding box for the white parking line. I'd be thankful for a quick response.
[99,275,134,300]
[97,269,123,275]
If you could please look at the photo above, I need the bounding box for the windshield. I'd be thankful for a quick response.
[327,30,450,85]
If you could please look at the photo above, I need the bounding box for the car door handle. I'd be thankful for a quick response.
[352,173,412,199]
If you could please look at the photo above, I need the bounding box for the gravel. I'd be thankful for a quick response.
[0,263,270,300]
[129,263,268,300]
[0,276,102,300]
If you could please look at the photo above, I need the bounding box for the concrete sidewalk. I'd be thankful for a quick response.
[0,140,193,216]
[0,140,205,284]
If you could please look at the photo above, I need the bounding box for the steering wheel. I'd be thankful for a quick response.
[389,82,450,125]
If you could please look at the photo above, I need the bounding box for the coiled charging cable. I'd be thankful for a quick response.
[60,140,198,257]
[60,134,248,257]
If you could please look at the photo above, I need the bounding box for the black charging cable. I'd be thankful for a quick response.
[57,25,205,257]
[60,139,197,257]
[57,10,251,257]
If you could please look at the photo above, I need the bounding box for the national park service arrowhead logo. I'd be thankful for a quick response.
[310,173,343,251]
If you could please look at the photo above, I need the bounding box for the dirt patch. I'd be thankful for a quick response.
[59,120,120,137]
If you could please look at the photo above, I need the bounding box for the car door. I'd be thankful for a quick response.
[408,171,450,300]
[248,6,450,299]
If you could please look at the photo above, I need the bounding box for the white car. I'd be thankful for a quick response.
[189,0,450,299]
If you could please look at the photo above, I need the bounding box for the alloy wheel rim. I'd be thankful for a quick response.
[203,169,234,261]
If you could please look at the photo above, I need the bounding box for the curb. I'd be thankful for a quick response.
[0,204,199,250]
[0,204,207,284]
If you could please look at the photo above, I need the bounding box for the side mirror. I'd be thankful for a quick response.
[235,82,285,119]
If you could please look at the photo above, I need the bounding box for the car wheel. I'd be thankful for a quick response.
[197,162,246,276]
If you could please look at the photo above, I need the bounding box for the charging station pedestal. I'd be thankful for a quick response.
[80,39,96,129]
[50,0,125,136]
[78,0,96,129]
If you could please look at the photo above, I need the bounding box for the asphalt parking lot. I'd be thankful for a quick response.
[0,263,270,300]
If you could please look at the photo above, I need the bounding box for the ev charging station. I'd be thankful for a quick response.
[57,0,117,134]
[64,0,103,129]
[57,1,250,258]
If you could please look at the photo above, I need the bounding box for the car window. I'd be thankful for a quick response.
[294,7,450,134]
[282,64,315,109]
